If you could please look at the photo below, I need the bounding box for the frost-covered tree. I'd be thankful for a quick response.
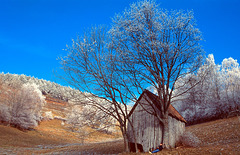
[61,25,136,152]
[61,0,205,150]
[109,0,204,148]
[0,82,45,129]
[174,54,220,123]
[66,101,117,143]
[13,83,45,129]
[174,54,240,124]
[66,100,115,131]
[221,57,240,111]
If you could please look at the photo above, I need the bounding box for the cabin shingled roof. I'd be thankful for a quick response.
[128,89,187,123]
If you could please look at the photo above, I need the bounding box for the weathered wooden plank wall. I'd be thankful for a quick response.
[127,93,185,152]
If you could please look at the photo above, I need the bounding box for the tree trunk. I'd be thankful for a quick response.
[162,114,170,149]
[121,127,130,152]
[123,133,130,152]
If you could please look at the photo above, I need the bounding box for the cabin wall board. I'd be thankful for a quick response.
[127,93,186,152]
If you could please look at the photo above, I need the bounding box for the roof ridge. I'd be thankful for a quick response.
[128,89,187,123]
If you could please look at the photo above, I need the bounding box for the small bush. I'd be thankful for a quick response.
[178,131,201,147]
[43,111,54,120]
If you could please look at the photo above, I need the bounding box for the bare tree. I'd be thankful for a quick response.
[109,0,204,148]
[60,26,137,152]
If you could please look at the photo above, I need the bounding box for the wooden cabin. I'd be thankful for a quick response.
[127,90,186,152]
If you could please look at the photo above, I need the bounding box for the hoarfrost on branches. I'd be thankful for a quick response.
[0,81,45,129]
[173,54,240,124]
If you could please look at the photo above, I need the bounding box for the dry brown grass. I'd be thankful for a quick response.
[0,123,62,148]
[122,116,240,155]
[0,119,122,154]
[0,116,240,154]
[36,119,121,143]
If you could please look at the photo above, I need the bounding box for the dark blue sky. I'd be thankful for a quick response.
[0,0,239,85]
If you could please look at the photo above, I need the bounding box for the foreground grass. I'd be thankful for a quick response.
[49,116,240,154]
[0,116,240,154]
[123,116,240,155]
[0,124,62,148]
[0,119,121,154]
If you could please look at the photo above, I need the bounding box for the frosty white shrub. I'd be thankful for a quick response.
[0,82,45,129]
[12,83,45,129]
[44,111,53,120]
[0,105,10,123]
[66,99,116,133]
[178,131,201,147]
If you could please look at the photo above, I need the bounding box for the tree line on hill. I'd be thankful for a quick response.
[173,54,240,125]
[0,73,80,101]
[0,73,119,132]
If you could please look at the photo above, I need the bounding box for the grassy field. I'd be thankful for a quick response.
[0,116,240,154]
[0,119,121,154]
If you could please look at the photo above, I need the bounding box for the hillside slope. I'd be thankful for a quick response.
[177,116,240,154]
[47,116,240,154]
[0,72,121,133]
[0,119,121,154]
[0,116,239,154]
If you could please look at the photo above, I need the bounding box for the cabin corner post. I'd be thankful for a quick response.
[128,116,139,152]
